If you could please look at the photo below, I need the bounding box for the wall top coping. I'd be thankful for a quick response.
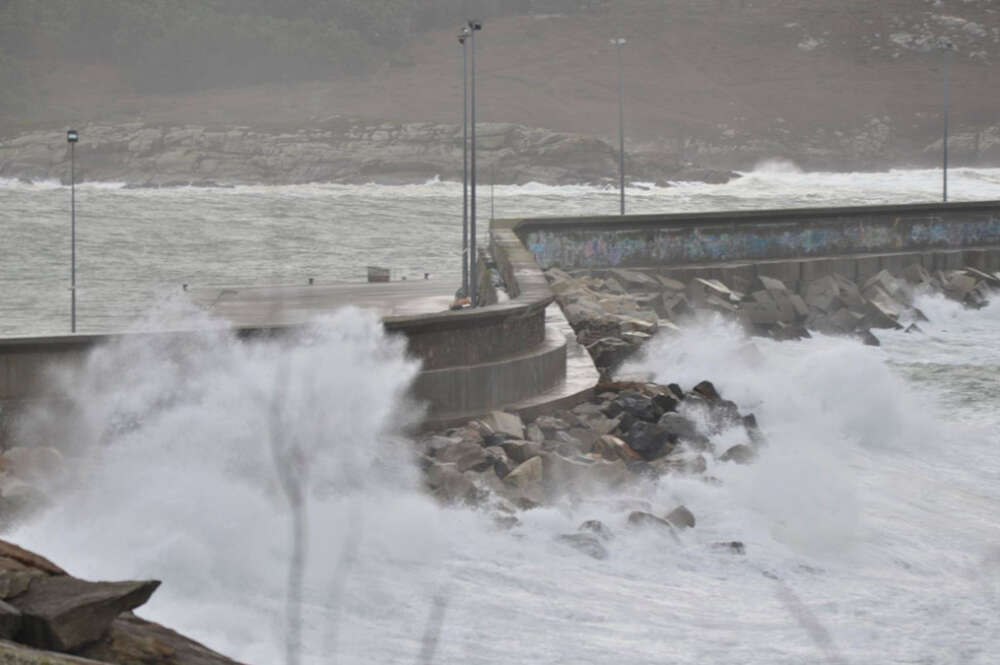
[506,200,1000,233]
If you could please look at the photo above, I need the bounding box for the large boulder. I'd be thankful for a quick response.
[483,411,524,440]
[620,422,675,461]
[665,505,696,530]
[11,577,160,652]
[555,533,608,560]
[502,457,545,506]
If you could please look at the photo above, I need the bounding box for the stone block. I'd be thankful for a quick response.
[12,577,160,652]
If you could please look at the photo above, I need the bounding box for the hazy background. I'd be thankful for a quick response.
[1,0,998,170]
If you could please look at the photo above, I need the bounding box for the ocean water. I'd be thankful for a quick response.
[2,165,999,336]
[3,167,1000,664]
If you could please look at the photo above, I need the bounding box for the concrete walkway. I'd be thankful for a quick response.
[187,279,455,327]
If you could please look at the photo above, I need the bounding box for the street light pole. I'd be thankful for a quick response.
[459,27,470,299]
[612,37,626,216]
[941,40,953,203]
[468,19,482,306]
[67,129,78,333]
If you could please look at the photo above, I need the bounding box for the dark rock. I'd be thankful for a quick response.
[720,444,756,464]
[0,599,22,639]
[12,577,160,652]
[657,413,706,446]
[579,520,614,541]
[692,380,721,401]
[614,391,661,423]
[626,512,680,542]
[482,432,509,447]
[665,505,696,529]
[621,422,675,461]
[857,330,881,347]
[556,533,609,560]
[742,413,758,430]
[484,446,514,478]
[711,541,746,555]
[586,337,636,376]
[709,399,743,429]
[666,384,685,401]
[651,392,679,414]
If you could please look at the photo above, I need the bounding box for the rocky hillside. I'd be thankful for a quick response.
[0,120,734,186]
[3,0,998,174]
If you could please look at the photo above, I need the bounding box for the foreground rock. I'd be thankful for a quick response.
[0,539,242,665]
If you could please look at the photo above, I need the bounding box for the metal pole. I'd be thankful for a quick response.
[70,141,76,333]
[608,37,627,215]
[459,31,470,298]
[942,43,951,203]
[469,21,480,306]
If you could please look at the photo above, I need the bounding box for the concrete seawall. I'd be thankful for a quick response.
[511,200,1000,292]
[517,201,1000,268]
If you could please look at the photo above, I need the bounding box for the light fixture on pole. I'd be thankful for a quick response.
[611,37,626,216]
[467,19,482,306]
[940,38,954,203]
[67,128,79,333]
[458,26,471,300]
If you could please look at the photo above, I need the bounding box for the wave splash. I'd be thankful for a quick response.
[8,304,454,664]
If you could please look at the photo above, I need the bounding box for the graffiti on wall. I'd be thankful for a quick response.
[523,213,1000,269]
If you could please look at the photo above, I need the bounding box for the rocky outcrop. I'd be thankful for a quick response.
[0,539,242,665]
[0,120,736,188]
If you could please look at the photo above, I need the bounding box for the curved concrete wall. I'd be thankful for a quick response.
[0,219,563,437]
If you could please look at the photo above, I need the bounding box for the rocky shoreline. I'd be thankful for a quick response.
[545,262,999,379]
[413,256,999,557]
[418,379,761,558]
[0,120,736,188]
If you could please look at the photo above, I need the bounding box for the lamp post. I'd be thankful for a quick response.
[67,128,78,333]
[459,26,471,299]
[940,39,954,203]
[467,19,482,306]
[611,37,626,215]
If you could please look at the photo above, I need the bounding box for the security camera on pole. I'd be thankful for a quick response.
[67,128,79,332]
